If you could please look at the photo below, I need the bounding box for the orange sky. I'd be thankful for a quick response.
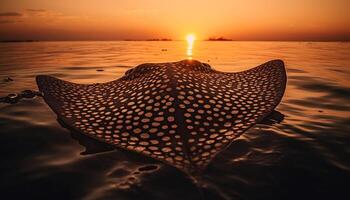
[0,0,349,41]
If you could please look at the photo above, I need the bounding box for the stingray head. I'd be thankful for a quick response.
[36,59,286,174]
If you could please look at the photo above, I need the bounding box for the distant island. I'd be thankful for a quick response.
[124,38,173,41]
[206,37,233,41]
[0,40,40,43]
[146,38,172,41]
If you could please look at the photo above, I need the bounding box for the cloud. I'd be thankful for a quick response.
[0,8,88,25]
[24,8,66,18]
[0,12,22,17]
[26,9,46,12]
[25,9,50,17]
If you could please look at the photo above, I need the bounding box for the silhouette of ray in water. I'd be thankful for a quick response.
[57,118,115,155]
[36,59,287,175]
[259,110,285,125]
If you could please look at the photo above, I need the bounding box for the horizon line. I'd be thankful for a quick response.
[1,39,349,43]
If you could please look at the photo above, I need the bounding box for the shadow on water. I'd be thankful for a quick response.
[58,118,115,155]
[288,75,350,101]
[202,118,350,200]
[258,110,285,125]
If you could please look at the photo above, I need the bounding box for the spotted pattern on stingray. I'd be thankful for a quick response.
[36,59,287,173]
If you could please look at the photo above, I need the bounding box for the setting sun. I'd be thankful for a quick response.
[186,34,196,44]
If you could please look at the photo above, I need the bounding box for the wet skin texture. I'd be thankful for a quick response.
[36,59,286,174]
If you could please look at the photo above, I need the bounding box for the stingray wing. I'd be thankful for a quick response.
[36,60,286,173]
[37,64,189,171]
[172,60,286,172]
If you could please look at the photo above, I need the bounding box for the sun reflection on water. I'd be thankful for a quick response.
[186,34,195,59]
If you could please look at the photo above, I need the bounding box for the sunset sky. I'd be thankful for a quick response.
[0,0,349,41]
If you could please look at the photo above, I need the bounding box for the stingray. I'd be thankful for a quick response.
[36,59,287,174]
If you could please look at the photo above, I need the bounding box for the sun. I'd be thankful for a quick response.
[186,34,196,45]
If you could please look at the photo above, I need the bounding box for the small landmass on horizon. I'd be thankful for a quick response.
[123,38,173,41]
[206,37,233,41]
[146,38,172,41]
[0,40,40,43]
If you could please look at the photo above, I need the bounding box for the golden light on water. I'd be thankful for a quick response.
[186,34,196,59]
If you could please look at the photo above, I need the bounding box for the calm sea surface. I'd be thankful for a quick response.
[0,41,350,200]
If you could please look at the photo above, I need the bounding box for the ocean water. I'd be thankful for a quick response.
[0,41,349,200]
